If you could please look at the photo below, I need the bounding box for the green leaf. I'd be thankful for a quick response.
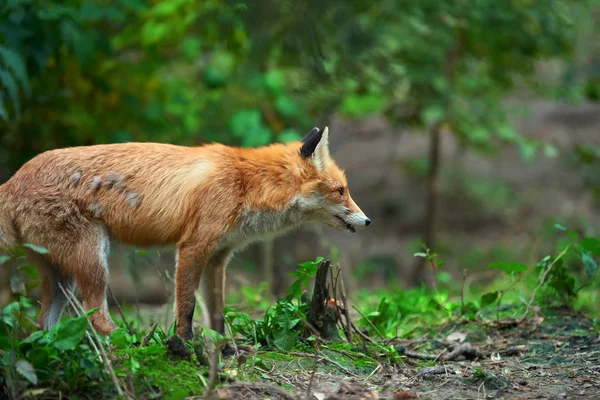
[53,315,89,351]
[579,237,600,256]
[480,291,500,307]
[0,68,20,116]
[489,261,528,275]
[109,328,130,348]
[0,99,8,121]
[15,360,38,385]
[26,347,50,370]
[497,124,521,142]
[580,250,598,278]
[131,357,141,374]
[22,243,50,254]
[421,105,444,126]
[340,93,386,117]
[0,45,30,95]
[20,265,38,280]
[272,328,298,351]
[264,70,285,93]
[0,255,10,265]
[554,224,579,239]
[10,274,26,295]
[60,20,94,65]
[141,21,170,45]
[518,140,537,163]
[20,330,45,349]
[275,96,299,118]
[181,38,202,60]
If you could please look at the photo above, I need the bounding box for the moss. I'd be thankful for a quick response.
[114,344,209,398]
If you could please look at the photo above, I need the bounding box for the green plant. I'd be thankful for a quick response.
[225,257,326,351]
[1,298,107,396]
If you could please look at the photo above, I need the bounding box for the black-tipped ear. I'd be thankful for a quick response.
[299,127,323,158]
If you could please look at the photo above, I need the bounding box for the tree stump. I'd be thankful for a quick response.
[306,259,339,340]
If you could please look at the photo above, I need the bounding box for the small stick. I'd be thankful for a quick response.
[353,306,385,340]
[351,322,375,344]
[142,323,158,346]
[337,264,353,344]
[461,269,468,315]
[107,284,132,334]
[306,336,320,398]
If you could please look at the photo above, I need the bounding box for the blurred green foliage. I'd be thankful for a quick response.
[1,0,599,170]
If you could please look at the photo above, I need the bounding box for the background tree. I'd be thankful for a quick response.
[1,0,599,290]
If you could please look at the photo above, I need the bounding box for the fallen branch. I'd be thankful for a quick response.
[417,365,449,376]
[398,342,484,362]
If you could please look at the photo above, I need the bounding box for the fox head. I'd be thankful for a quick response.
[295,126,371,233]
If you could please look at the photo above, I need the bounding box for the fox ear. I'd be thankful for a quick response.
[299,127,323,158]
[313,126,331,171]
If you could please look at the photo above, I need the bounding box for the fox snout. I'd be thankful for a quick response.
[335,198,371,233]
[341,211,371,232]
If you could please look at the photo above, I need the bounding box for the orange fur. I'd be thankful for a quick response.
[0,127,370,341]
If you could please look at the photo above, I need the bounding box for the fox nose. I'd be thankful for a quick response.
[365,218,371,226]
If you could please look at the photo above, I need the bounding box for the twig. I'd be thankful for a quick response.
[107,284,132,334]
[58,284,129,399]
[461,269,469,315]
[351,322,375,344]
[142,323,158,346]
[306,336,320,397]
[363,364,381,382]
[353,306,385,340]
[518,245,571,323]
[337,264,353,344]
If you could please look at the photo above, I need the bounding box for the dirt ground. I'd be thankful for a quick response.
[210,308,600,400]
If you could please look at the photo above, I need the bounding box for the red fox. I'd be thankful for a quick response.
[0,126,370,342]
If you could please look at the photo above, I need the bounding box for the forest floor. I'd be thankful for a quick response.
[207,307,600,400]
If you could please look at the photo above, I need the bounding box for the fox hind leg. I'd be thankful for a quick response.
[68,224,118,336]
[36,262,73,330]
[201,249,232,336]
[35,223,118,336]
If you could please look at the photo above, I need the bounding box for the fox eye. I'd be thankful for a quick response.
[337,187,344,196]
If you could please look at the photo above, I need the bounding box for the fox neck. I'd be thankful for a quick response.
[223,145,316,249]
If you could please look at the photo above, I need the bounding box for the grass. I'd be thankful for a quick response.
[1,224,599,399]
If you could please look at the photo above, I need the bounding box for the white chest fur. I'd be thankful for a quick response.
[219,199,306,251]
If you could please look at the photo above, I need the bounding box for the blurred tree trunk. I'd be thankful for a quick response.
[411,36,461,286]
[411,123,442,285]
[259,239,277,296]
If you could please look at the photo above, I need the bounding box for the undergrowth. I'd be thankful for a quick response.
[0,225,598,399]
